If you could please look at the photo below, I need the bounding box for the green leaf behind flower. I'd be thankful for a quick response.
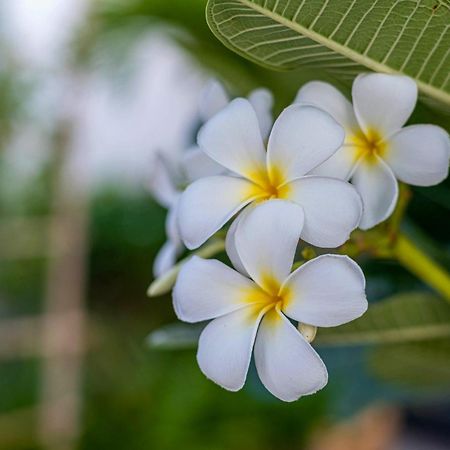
[316,292,450,346]
[206,0,450,105]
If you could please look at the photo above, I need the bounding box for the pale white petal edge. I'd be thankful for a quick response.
[254,310,328,402]
[197,306,264,391]
[282,254,367,327]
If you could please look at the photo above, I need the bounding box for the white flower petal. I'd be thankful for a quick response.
[309,145,358,180]
[267,105,345,182]
[173,256,257,323]
[178,175,257,249]
[182,146,224,182]
[352,155,399,230]
[295,81,359,133]
[248,88,274,140]
[282,255,367,327]
[153,241,182,277]
[235,200,304,290]
[286,176,362,248]
[385,125,450,186]
[254,309,328,402]
[197,98,267,183]
[197,306,264,391]
[225,208,251,277]
[148,153,180,208]
[166,199,182,244]
[352,73,417,137]
[199,79,229,122]
[153,201,183,276]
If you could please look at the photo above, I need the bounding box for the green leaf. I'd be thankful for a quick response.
[316,292,450,346]
[369,339,450,389]
[148,292,450,351]
[206,0,450,105]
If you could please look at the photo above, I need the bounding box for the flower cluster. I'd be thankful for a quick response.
[150,74,450,401]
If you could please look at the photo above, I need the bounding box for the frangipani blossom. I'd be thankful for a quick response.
[173,200,367,401]
[178,99,363,250]
[149,81,274,275]
[295,73,450,229]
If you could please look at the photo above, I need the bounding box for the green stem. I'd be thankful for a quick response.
[394,233,450,302]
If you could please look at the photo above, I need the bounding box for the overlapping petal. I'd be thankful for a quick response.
[352,73,417,137]
[197,306,265,391]
[148,153,179,208]
[153,241,181,277]
[248,88,274,140]
[282,255,367,327]
[234,200,304,290]
[178,175,257,249]
[173,256,257,323]
[384,125,450,186]
[267,105,345,183]
[198,79,229,122]
[295,81,359,134]
[197,98,267,183]
[182,145,224,182]
[352,155,398,230]
[153,201,182,276]
[165,199,181,244]
[309,145,358,180]
[254,309,328,402]
[287,176,362,247]
[225,208,251,277]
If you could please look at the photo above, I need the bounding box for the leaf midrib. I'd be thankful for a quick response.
[217,0,450,104]
[316,323,450,346]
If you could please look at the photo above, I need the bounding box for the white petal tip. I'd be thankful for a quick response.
[271,374,329,402]
[199,369,245,392]
[183,238,200,251]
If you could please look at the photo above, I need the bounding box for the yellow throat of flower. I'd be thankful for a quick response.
[246,164,291,201]
[243,273,292,324]
[350,128,388,164]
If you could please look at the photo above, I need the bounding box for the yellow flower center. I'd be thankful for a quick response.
[245,164,291,201]
[350,128,388,164]
[243,273,292,324]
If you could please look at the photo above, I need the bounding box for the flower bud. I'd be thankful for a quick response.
[298,323,317,343]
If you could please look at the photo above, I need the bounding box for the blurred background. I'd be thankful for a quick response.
[0,1,449,449]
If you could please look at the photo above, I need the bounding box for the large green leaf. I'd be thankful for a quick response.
[369,339,450,389]
[206,0,450,105]
[316,292,450,346]
[148,292,450,350]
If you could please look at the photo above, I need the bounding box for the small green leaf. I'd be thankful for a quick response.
[147,323,204,350]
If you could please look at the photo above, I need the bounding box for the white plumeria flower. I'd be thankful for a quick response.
[200,79,274,140]
[149,148,223,276]
[178,99,363,250]
[173,200,367,401]
[295,73,450,230]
